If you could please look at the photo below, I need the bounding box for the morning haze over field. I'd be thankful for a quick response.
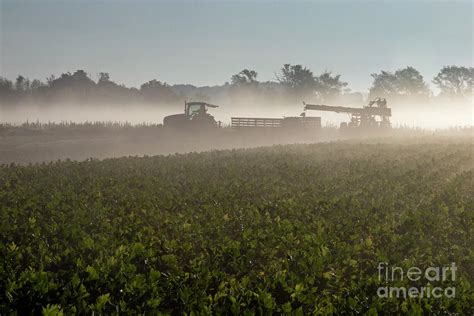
[0,0,473,129]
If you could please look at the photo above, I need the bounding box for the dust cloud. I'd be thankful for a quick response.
[0,103,180,125]
[0,94,472,165]
[1,100,471,129]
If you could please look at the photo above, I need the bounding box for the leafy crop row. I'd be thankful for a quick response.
[0,140,473,314]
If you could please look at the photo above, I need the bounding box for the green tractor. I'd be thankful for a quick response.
[163,101,220,129]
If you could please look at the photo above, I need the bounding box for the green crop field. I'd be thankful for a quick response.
[1,138,473,314]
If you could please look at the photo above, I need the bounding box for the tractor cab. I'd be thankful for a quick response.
[185,102,218,119]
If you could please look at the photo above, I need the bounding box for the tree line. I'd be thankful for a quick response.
[0,65,471,107]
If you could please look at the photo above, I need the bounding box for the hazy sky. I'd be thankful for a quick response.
[1,0,472,92]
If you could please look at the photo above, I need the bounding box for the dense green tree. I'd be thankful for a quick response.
[98,72,111,84]
[369,66,429,99]
[393,67,429,96]
[0,77,14,104]
[314,71,349,102]
[140,79,180,104]
[30,79,46,90]
[48,70,95,91]
[433,66,473,99]
[277,64,316,99]
[229,69,260,102]
[15,75,30,92]
[231,69,258,86]
[0,77,13,93]
[368,71,398,98]
[1,65,471,108]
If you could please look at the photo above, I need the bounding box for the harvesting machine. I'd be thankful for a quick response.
[303,98,391,130]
